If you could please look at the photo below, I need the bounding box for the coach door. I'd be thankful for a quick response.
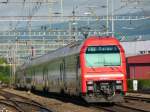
[76,56,80,94]
[63,59,67,90]
[32,69,36,88]
[60,63,63,89]
[43,67,49,90]
[60,59,66,91]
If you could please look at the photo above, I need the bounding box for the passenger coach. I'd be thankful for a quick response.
[16,36,127,102]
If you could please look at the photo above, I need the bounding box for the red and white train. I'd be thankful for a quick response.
[16,36,127,102]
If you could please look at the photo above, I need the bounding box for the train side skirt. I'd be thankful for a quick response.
[82,94,124,103]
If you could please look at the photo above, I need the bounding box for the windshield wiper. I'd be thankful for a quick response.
[87,61,96,72]
[104,64,120,66]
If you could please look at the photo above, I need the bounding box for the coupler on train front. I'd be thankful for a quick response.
[82,80,125,103]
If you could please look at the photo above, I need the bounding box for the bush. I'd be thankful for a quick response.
[0,57,10,84]
[0,72,9,84]
[127,79,150,91]
[127,79,133,91]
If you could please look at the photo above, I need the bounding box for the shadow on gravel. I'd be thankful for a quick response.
[16,88,115,107]
[33,90,89,107]
[16,88,88,107]
[90,102,115,107]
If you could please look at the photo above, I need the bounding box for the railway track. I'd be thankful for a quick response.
[0,99,25,112]
[128,91,150,94]
[91,95,150,112]
[29,90,150,112]
[125,96,150,103]
[2,89,149,112]
[0,90,52,112]
[93,103,150,112]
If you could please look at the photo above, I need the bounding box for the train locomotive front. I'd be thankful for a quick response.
[79,37,127,102]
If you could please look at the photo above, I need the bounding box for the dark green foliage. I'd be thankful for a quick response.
[127,79,150,91]
[138,79,150,90]
[0,57,10,83]
[0,72,9,83]
[127,79,133,91]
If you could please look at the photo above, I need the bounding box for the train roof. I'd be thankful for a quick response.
[21,39,83,69]
[21,36,120,69]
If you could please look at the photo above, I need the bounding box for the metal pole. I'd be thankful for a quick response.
[48,0,53,29]
[111,0,114,37]
[107,0,109,36]
[9,63,11,87]
[43,36,45,54]
[9,47,12,88]
[61,0,63,21]
[12,42,15,85]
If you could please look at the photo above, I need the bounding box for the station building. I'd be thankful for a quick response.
[120,40,150,79]
[126,54,150,79]
[121,40,150,57]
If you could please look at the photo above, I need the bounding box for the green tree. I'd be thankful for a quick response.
[0,57,10,83]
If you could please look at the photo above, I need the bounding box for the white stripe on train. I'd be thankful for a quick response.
[84,74,124,78]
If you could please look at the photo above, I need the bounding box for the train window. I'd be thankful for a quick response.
[85,46,121,67]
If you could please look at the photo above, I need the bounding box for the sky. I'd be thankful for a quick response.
[0,0,150,31]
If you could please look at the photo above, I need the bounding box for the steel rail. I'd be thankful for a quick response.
[0,99,25,112]
[115,103,150,112]
[94,104,150,112]
[125,96,150,103]
[0,90,52,112]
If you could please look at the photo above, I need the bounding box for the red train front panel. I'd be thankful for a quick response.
[80,36,127,102]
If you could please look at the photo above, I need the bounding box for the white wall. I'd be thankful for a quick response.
[121,40,150,57]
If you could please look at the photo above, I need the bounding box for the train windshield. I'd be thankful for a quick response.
[85,45,121,67]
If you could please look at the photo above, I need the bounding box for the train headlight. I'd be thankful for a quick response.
[116,80,122,90]
[87,81,93,85]
[116,80,122,84]
[87,81,94,93]
[87,86,94,91]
